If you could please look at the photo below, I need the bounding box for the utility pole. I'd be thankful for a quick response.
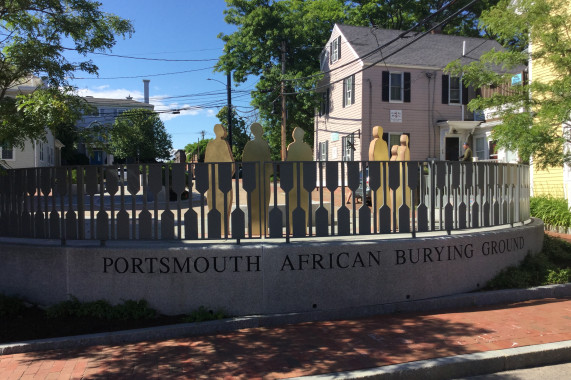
[227,71,233,150]
[281,41,287,161]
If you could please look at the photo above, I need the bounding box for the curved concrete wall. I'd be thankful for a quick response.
[0,219,544,316]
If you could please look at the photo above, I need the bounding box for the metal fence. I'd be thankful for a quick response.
[0,161,530,244]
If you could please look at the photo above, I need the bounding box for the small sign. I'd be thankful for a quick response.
[511,73,522,86]
[390,110,402,123]
[331,133,339,142]
[332,147,338,159]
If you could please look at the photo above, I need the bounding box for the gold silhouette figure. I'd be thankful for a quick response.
[242,123,271,235]
[368,126,389,211]
[286,127,313,232]
[204,124,234,235]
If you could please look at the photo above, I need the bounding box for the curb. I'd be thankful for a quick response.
[1,283,570,356]
[292,340,571,380]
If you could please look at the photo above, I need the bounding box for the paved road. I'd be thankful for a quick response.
[458,362,571,379]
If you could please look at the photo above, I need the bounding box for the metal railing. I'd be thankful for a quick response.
[0,161,530,244]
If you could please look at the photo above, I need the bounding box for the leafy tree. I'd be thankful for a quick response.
[217,0,497,159]
[216,106,250,161]
[0,0,133,147]
[446,0,571,169]
[0,87,92,147]
[184,139,211,163]
[109,109,173,163]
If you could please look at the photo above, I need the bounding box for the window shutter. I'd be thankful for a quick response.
[442,75,449,104]
[351,75,355,105]
[462,82,469,105]
[326,88,330,114]
[330,41,333,64]
[337,36,341,60]
[325,140,329,161]
[382,71,389,102]
[404,72,411,103]
[342,79,346,107]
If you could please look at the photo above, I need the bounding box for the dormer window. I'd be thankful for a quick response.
[330,36,341,64]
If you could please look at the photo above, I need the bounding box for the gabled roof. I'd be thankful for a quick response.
[83,96,154,109]
[337,24,503,69]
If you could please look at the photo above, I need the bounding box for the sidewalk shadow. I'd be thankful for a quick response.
[15,311,503,378]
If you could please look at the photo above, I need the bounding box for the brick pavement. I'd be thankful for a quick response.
[1,297,570,379]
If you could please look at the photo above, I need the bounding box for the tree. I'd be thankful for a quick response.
[0,0,133,147]
[184,139,211,163]
[217,0,497,159]
[445,0,571,169]
[109,109,173,163]
[216,106,250,161]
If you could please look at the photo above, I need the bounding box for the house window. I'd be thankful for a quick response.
[475,137,486,160]
[116,108,127,116]
[341,134,355,161]
[1,142,13,160]
[319,89,330,116]
[330,36,341,63]
[390,73,403,102]
[343,75,355,107]
[442,75,467,105]
[382,71,411,103]
[449,76,461,104]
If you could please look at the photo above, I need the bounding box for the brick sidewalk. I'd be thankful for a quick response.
[1,298,570,379]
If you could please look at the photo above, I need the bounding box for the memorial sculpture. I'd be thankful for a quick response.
[242,123,272,235]
[389,144,401,221]
[368,126,389,211]
[286,127,313,232]
[204,124,234,235]
[397,134,411,208]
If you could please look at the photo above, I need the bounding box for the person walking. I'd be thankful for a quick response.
[460,142,473,162]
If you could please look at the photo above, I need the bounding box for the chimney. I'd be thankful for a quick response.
[143,79,150,104]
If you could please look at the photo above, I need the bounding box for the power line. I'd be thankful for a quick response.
[284,0,481,96]
[62,47,219,62]
[73,66,215,80]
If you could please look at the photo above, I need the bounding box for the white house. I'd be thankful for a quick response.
[0,76,64,169]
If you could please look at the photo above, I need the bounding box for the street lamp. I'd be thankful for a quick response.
[207,73,233,149]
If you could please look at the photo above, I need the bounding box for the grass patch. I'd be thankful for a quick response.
[485,234,571,290]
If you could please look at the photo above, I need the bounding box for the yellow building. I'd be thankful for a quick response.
[529,1,571,204]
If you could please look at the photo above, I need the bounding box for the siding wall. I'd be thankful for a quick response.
[4,129,57,169]
[315,27,364,163]
[533,166,565,197]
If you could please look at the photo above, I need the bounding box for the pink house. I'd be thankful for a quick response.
[315,24,504,164]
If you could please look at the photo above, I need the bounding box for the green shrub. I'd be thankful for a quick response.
[46,297,156,320]
[530,196,571,228]
[0,294,27,318]
[485,234,571,289]
[182,306,228,323]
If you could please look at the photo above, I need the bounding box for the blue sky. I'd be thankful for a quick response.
[66,0,257,151]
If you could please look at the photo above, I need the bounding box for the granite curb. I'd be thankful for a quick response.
[1,283,570,356]
[292,340,571,380]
